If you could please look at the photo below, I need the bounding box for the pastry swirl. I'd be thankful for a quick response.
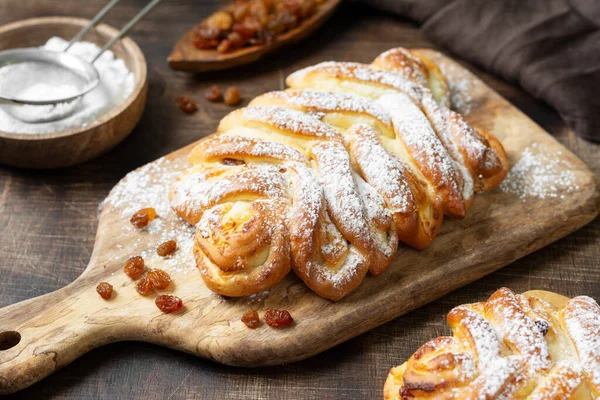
[170,48,509,300]
[384,288,600,399]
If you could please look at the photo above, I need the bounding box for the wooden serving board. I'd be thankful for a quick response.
[0,50,598,395]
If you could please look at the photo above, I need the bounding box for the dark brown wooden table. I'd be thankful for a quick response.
[1,1,598,398]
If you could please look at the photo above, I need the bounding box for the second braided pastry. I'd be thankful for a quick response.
[169,47,509,301]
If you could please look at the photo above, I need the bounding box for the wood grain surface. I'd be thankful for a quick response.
[0,1,599,399]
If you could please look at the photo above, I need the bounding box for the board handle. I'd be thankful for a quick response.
[0,281,123,394]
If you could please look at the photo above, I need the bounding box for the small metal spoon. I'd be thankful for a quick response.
[0,0,161,123]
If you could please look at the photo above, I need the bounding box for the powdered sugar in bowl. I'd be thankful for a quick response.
[0,17,147,169]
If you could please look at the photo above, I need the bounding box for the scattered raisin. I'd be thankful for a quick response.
[124,256,145,278]
[96,282,113,300]
[157,240,177,257]
[175,96,198,114]
[241,309,260,329]
[205,85,221,102]
[535,320,550,336]
[155,295,183,313]
[136,274,154,296]
[147,269,172,289]
[223,87,241,106]
[264,309,293,327]
[130,208,157,228]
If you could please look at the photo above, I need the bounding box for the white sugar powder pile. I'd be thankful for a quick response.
[0,36,135,134]
[499,143,580,201]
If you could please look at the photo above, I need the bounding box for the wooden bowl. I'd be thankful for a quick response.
[0,17,148,169]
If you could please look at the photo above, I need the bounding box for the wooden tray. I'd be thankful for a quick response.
[0,50,598,395]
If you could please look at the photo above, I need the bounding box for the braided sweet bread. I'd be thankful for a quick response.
[169,48,509,300]
[384,288,600,400]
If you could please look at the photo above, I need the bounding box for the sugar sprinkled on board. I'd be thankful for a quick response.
[0,36,135,134]
[434,57,473,115]
[499,143,580,201]
[101,157,197,276]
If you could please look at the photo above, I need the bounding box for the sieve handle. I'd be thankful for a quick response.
[92,0,163,63]
[65,0,124,52]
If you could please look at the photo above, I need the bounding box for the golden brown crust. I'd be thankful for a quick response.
[384,288,600,399]
[170,47,509,300]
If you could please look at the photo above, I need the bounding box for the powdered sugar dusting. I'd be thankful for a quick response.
[486,289,552,374]
[475,356,523,399]
[375,48,430,88]
[201,135,305,163]
[288,162,324,246]
[455,306,501,369]
[355,174,394,258]
[311,142,370,241]
[562,296,600,389]
[264,90,391,126]
[319,246,364,288]
[499,143,580,201]
[241,106,338,139]
[435,57,474,114]
[421,94,474,200]
[378,92,461,197]
[171,164,286,224]
[528,361,584,400]
[347,124,414,214]
[290,62,424,103]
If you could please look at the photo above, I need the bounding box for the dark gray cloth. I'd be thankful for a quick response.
[358,0,600,142]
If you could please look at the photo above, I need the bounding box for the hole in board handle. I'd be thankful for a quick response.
[0,331,21,350]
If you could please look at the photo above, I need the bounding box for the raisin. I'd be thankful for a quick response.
[205,11,234,31]
[196,25,221,40]
[217,32,246,53]
[96,282,113,299]
[147,269,172,289]
[124,256,145,278]
[136,274,153,296]
[130,208,157,228]
[233,20,259,39]
[175,96,198,114]
[194,37,220,49]
[264,309,293,327]
[535,320,550,336]
[223,87,241,106]
[249,1,269,24]
[157,240,177,257]
[241,309,260,329]
[232,3,250,22]
[205,85,221,102]
[222,158,245,166]
[216,39,233,53]
[155,295,183,313]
